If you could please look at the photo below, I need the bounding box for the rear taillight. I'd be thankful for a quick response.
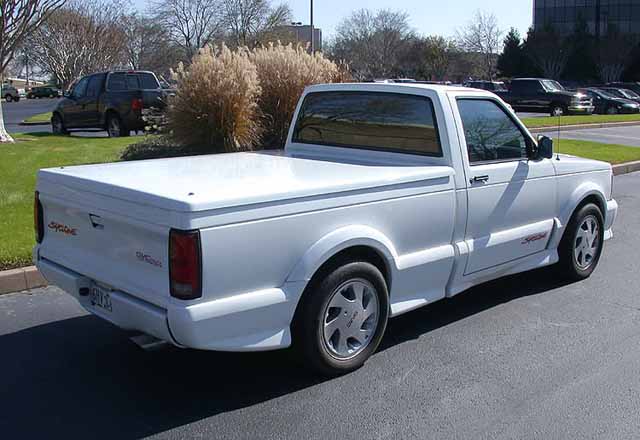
[169,229,202,300]
[34,191,44,243]
[131,98,143,112]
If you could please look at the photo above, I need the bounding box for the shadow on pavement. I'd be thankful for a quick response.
[0,267,573,439]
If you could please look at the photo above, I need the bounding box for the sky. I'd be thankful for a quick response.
[133,0,534,41]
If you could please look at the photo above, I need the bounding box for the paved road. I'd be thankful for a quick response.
[1,97,59,134]
[539,125,640,147]
[2,173,640,439]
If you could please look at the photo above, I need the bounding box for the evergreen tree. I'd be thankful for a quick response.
[497,28,524,77]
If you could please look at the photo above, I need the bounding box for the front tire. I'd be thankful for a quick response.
[557,203,604,281]
[550,104,565,117]
[294,261,389,376]
[4,94,12,103]
[606,106,618,115]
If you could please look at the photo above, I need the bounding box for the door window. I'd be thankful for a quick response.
[139,73,160,89]
[126,75,140,90]
[72,77,89,98]
[85,75,103,98]
[107,73,126,91]
[458,99,530,164]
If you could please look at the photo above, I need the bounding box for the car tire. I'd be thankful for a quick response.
[294,260,389,376]
[5,94,12,103]
[51,113,68,135]
[550,104,565,117]
[106,114,130,137]
[606,106,618,115]
[557,203,605,281]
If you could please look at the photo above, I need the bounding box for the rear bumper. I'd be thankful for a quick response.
[34,254,302,352]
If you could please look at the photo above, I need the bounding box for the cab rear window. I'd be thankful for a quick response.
[292,91,442,156]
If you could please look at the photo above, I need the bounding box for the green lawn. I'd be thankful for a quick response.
[0,133,136,270]
[555,139,640,164]
[521,113,640,128]
[23,112,52,124]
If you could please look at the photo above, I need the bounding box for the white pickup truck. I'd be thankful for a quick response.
[34,83,618,374]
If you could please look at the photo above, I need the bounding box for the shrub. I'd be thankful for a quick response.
[120,136,206,161]
[251,42,344,149]
[168,44,262,153]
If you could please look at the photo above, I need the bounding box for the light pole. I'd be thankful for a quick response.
[310,0,314,53]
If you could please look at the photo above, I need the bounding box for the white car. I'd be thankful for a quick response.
[34,83,618,375]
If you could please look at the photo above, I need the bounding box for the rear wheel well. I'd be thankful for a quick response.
[291,246,392,329]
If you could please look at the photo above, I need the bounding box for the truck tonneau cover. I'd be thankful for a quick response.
[38,152,453,213]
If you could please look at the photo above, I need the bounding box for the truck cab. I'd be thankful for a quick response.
[52,71,166,137]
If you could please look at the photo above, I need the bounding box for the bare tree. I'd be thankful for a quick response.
[400,35,457,80]
[330,9,414,80]
[525,25,570,80]
[0,0,65,142]
[595,29,637,83]
[28,0,128,90]
[456,10,503,79]
[150,0,223,61]
[122,13,180,75]
[222,0,291,48]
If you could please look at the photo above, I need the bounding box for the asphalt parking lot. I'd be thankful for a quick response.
[1,97,59,133]
[1,172,639,439]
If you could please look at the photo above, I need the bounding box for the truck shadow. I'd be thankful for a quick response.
[0,267,572,439]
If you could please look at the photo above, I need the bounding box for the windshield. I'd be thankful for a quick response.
[593,89,618,99]
[620,89,640,99]
[541,80,565,92]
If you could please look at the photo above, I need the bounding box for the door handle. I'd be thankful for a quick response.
[471,175,490,184]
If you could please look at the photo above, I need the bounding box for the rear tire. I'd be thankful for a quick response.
[294,260,389,376]
[106,113,130,137]
[557,203,604,281]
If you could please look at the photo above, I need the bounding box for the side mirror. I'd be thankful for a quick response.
[536,135,554,160]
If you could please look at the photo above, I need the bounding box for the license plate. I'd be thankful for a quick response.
[90,285,112,312]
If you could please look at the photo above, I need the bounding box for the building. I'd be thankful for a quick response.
[533,0,640,36]
[280,24,322,51]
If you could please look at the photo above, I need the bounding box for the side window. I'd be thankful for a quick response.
[458,99,529,164]
[107,73,126,91]
[85,75,103,98]
[292,91,442,156]
[139,73,159,89]
[126,75,140,90]
[72,77,89,98]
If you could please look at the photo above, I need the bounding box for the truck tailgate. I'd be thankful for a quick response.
[37,187,170,308]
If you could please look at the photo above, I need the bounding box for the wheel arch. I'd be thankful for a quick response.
[553,186,607,248]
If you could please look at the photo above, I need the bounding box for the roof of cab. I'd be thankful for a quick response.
[304,82,472,95]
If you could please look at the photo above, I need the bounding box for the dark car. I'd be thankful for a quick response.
[579,88,640,114]
[600,87,640,104]
[606,82,640,95]
[495,78,594,116]
[52,70,167,137]
[27,86,60,99]
[463,80,507,92]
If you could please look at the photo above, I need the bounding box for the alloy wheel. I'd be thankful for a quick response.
[574,215,600,269]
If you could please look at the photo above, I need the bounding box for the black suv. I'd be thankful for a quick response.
[27,86,59,99]
[52,70,167,137]
[495,78,594,116]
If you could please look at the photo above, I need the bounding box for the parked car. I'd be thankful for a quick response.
[463,80,507,92]
[495,78,594,116]
[1,83,20,102]
[27,86,60,99]
[600,87,640,104]
[606,82,640,95]
[51,70,167,137]
[579,88,640,114]
[34,83,618,375]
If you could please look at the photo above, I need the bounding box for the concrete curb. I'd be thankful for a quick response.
[2,157,640,296]
[0,266,47,295]
[19,120,49,126]
[528,120,640,133]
